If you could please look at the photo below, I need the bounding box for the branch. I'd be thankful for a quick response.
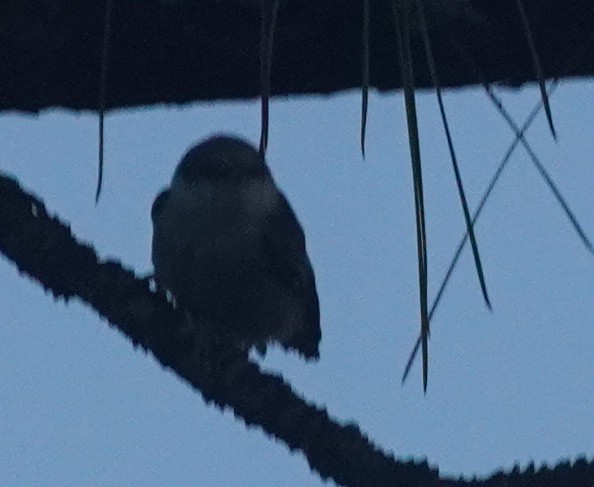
[1,173,593,487]
[0,173,436,487]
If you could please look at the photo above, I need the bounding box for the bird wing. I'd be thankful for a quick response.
[262,192,321,359]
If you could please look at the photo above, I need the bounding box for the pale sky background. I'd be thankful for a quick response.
[1,79,593,486]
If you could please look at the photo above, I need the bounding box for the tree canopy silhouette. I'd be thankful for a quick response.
[1,0,593,113]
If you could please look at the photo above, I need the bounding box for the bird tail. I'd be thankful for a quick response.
[281,323,320,361]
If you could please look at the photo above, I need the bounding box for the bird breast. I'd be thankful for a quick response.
[152,178,279,291]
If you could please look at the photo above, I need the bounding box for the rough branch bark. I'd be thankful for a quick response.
[1,0,593,114]
[1,173,594,487]
[0,173,436,487]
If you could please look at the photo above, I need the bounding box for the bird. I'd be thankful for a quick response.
[151,134,321,360]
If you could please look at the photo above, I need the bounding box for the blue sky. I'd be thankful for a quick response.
[1,80,593,486]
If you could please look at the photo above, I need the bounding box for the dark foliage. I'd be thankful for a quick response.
[1,0,593,114]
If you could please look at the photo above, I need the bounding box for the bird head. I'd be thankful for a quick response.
[173,135,271,187]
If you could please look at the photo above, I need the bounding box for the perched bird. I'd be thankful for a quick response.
[151,135,321,359]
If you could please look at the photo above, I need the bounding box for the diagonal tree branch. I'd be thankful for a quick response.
[1,173,594,486]
[0,173,437,487]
